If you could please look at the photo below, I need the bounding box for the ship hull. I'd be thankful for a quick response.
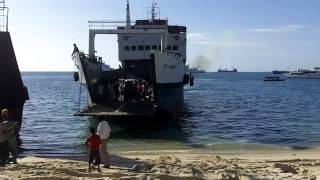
[0,32,29,144]
[156,83,184,115]
[73,52,189,117]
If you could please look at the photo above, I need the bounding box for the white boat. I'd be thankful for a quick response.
[72,1,193,117]
[284,67,320,79]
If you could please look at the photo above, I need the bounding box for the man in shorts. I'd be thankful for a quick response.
[85,127,101,173]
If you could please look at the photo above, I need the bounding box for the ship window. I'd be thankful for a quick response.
[173,45,179,51]
[167,45,172,50]
[131,46,137,51]
[138,45,144,51]
[145,45,150,50]
[159,45,161,50]
[124,46,130,51]
[152,45,157,50]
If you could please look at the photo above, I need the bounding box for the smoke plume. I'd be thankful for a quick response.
[191,55,211,70]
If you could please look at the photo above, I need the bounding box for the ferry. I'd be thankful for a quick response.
[218,67,238,73]
[284,67,320,79]
[72,1,193,117]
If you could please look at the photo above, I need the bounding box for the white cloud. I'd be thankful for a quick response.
[248,24,309,33]
[188,32,268,48]
[188,33,212,41]
[193,41,268,48]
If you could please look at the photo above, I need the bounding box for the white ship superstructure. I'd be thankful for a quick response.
[72,1,193,117]
[285,67,320,79]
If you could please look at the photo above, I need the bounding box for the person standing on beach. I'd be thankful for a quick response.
[97,119,111,168]
[0,115,9,166]
[1,109,19,164]
[3,109,19,164]
[85,127,101,173]
[0,109,17,166]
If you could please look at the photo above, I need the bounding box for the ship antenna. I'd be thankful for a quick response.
[125,0,131,29]
[151,2,155,21]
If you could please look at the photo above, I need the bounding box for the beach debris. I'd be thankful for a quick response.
[0,175,10,180]
[274,163,298,174]
[130,163,154,173]
[119,174,148,180]
[154,156,181,165]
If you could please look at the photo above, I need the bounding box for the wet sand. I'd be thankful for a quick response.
[1,149,320,179]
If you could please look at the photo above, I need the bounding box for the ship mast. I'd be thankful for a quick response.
[148,1,160,22]
[151,2,155,21]
[0,0,9,32]
[125,0,131,29]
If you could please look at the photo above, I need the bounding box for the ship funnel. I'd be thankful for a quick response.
[125,0,131,29]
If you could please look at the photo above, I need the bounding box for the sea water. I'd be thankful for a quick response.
[20,72,320,155]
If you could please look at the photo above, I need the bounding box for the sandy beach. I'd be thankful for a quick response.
[1,149,320,179]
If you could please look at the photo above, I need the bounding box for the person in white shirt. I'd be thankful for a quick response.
[96,119,111,168]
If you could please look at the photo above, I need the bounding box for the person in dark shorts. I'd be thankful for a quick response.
[2,109,19,164]
[85,127,101,173]
[0,109,15,166]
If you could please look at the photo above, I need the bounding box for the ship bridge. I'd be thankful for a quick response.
[87,1,187,64]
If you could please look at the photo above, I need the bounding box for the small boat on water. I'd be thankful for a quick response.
[218,67,237,72]
[272,70,289,74]
[284,67,320,79]
[264,76,285,81]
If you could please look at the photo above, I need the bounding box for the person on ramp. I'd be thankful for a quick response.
[71,44,80,56]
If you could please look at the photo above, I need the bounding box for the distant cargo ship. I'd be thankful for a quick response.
[189,68,206,73]
[218,67,238,72]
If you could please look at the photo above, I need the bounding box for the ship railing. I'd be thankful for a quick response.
[0,1,9,32]
[88,20,134,29]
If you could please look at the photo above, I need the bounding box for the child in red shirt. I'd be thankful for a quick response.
[85,127,101,172]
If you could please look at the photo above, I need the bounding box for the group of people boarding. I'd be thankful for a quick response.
[118,79,154,102]
[0,109,19,166]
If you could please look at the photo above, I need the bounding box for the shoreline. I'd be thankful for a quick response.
[1,148,320,179]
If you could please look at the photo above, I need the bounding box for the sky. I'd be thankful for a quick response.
[5,0,320,72]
